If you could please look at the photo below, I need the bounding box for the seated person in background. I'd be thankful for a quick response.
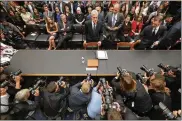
[10,89,46,120]
[68,79,93,112]
[8,9,25,27]
[84,10,103,48]
[104,3,124,49]
[53,6,62,23]
[20,7,35,24]
[95,5,104,22]
[33,8,44,24]
[43,5,53,22]
[86,6,92,21]
[74,7,85,25]
[0,19,25,39]
[87,81,103,119]
[64,5,74,24]
[45,17,58,50]
[134,16,167,50]
[130,16,143,39]
[40,81,69,119]
[118,15,132,42]
[161,14,173,30]
[56,14,73,50]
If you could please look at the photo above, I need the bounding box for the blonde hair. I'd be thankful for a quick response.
[81,82,90,94]
[15,89,30,101]
[150,78,170,96]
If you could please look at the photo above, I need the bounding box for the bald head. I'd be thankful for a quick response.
[113,3,120,14]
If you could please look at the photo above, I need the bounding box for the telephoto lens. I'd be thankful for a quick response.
[0,61,10,67]
[157,63,170,72]
[159,102,175,120]
[0,81,9,88]
[140,65,154,77]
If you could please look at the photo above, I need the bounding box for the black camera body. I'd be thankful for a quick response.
[100,78,113,111]
[117,67,128,78]
[86,73,91,81]
[29,77,46,94]
[136,73,145,84]
[10,69,22,79]
[140,65,154,77]
[57,77,64,86]
[158,63,171,72]
[0,61,10,67]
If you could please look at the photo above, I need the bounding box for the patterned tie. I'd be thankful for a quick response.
[112,14,116,27]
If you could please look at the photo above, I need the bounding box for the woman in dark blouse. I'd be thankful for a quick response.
[64,5,74,24]
[53,6,62,23]
[74,7,85,25]
[33,8,44,23]
[118,15,132,42]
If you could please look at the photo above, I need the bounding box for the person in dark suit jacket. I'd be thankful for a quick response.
[56,14,73,49]
[104,3,124,49]
[68,80,91,112]
[156,21,181,50]
[84,10,103,47]
[67,0,74,14]
[134,16,167,50]
[57,0,66,13]
[40,81,69,119]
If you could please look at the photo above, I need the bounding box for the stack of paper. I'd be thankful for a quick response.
[96,50,108,60]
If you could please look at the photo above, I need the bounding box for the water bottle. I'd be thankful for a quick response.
[81,57,85,63]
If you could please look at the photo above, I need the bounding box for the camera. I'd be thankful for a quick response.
[158,63,171,72]
[0,61,10,67]
[100,78,113,111]
[140,65,155,77]
[57,76,64,86]
[117,67,128,78]
[136,73,146,84]
[156,102,181,120]
[86,73,91,81]
[10,69,22,79]
[0,80,9,88]
[29,77,46,94]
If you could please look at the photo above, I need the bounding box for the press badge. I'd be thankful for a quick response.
[132,102,135,107]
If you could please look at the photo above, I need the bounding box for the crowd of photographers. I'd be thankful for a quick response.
[0,63,181,120]
[0,1,181,50]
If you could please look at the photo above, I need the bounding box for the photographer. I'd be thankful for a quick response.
[0,73,22,101]
[87,81,103,119]
[10,89,46,120]
[68,79,93,112]
[111,71,153,117]
[146,76,172,120]
[40,80,69,119]
[100,92,149,120]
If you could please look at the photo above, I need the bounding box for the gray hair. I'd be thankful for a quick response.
[91,10,98,17]
[15,89,30,101]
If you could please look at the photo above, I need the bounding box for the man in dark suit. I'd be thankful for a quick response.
[156,21,181,50]
[57,0,66,13]
[134,16,167,50]
[56,14,73,49]
[67,0,74,14]
[84,10,103,47]
[104,3,124,49]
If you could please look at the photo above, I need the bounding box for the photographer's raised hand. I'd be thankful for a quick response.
[33,89,40,97]
[14,75,21,89]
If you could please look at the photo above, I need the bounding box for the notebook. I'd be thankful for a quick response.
[96,50,108,60]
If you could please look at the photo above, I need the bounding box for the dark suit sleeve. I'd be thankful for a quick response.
[71,82,82,94]
[104,13,110,30]
[99,23,104,41]
[157,26,167,42]
[84,22,88,41]
[115,13,124,30]
[65,23,73,33]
